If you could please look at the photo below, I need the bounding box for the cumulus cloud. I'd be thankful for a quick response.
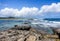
[0,7,39,17]
[0,3,60,18]
[39,3,60,13]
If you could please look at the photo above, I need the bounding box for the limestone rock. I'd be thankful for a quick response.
[26,35,36,41]
[18,38,25,41]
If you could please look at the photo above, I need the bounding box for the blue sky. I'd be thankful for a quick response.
[0,0,60,9]
[0,0,60,18]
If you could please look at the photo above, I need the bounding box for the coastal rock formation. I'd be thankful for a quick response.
[50,27,60,39]
[0,25,60,41]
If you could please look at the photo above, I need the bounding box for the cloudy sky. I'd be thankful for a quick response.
[0,0,60,18]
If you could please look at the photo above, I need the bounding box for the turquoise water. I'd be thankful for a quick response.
[0,19,54,34]
[0,19,25,31]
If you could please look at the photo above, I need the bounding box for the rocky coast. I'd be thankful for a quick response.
[0,24,60,41]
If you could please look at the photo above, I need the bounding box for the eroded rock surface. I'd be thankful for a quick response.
[0,25,60,41]
[26,35,36,41]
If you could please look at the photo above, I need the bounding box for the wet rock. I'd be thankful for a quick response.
[56,29,60,39]
[14,25,31,31]
[51,28,60,39]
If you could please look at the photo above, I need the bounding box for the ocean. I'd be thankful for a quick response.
[0,19,60,34]
[0,19,24,31]
[44,18,60,22]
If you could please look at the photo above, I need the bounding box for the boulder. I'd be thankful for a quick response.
[11,25,31,31]
[55,29,60,39]
[26,35,36,41]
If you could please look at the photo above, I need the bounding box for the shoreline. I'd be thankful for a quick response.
[0,25,60,41]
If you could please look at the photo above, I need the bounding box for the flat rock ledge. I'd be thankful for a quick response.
[0,25,60,41]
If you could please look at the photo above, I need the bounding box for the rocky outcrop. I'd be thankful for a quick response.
[0,25,60,41]
[50,27,60,39]
[11,25,31,31]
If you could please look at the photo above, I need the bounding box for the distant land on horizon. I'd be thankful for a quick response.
[0,17,60,19]
[0,17,60,21]
[0,17,38,19]
[0,17,21,19]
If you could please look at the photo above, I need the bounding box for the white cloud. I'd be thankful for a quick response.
[0,7,39,17]
[0,3,60,18]
[0,8,19,17]
[16,7,39,17]
[39,3,60,13]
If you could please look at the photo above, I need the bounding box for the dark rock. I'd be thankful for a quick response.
[51,27,60,39]
[11,25,31,31]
